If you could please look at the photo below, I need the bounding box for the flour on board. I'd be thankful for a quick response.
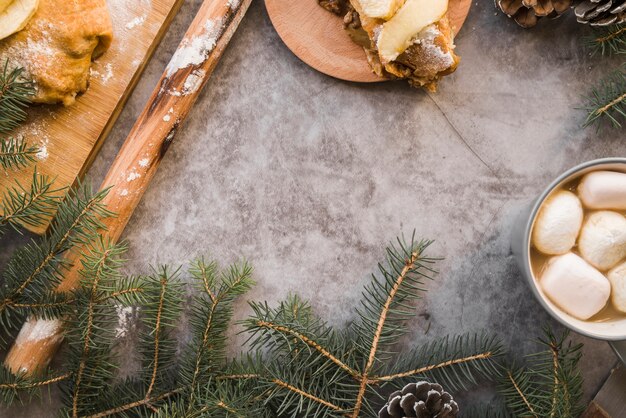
[36,144,49,161]
[126,15,146,30]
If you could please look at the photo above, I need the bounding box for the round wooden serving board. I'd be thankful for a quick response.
[265,0,472,83]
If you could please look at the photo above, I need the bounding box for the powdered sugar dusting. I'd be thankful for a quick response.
[138,158,149,167]
[165,19,222,77]
[412,25,454,69]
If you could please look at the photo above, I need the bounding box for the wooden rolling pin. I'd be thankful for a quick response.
[5,0,253,375]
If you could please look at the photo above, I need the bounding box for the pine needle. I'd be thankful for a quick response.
[584,24,626,57]
[0,136,39,170]
[582,65,626,129]
[0,60,34,134]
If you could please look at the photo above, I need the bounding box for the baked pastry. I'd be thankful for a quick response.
[319,0,459,91]
[0,0,113,105]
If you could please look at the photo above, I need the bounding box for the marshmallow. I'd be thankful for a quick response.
[579,211,626,271]
[532,190,583,255]
[540,253,611,320]
[608,261,626,313]
[578,171,626,210]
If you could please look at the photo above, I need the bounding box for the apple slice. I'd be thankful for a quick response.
[376,0,448,63]
[0,0,39,41]
[351,0,406,20]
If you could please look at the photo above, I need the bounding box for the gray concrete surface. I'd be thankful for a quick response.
[2,0,626,415]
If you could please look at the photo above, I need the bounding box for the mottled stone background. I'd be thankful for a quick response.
[2,0,625,415]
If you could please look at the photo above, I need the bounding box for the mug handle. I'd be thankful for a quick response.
[610,341,626,365]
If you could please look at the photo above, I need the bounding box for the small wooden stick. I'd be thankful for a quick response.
[4,0,252,375]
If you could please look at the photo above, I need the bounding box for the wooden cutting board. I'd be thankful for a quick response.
[1,0,184,234]
[266,0,472,83]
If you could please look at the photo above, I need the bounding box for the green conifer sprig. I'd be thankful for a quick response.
[67,258,255,418]
[498,328,584,418]
[0,136,39,171]
[0,184,113,337]
[61,239,144,418]
[584,24,626,56]
[0,232,586,417]
[0,170,63,235]
[582,65,626,129]
[0,61,34,134]
[0,366,70,406]
[239,234,504,417]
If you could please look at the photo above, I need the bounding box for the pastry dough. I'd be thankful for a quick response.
[0,0,113,105]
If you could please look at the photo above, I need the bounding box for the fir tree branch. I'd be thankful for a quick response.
[254,320,358,378]
[585,24,626,56]
[582,65,626,129]
[351,235,435,418]
[374,351,497,382]
[0,61,34,134]
[0,367,71,406]
[71,242,119,418]
[0,185,112,335]
[0,372,71,389]
[380,333,504,392]
[270,377,345,412]
[505,369,538,418]
[0,136,38,170]
[146,274,168,399]
[83,388,184,418]
[0,170,62,235]
[498,329,583,418]
[184,260,253,410]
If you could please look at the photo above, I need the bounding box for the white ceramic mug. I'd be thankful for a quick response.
[511,158,626,365]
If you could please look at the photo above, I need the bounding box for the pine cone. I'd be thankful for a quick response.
[574,0,626,25]
[496,0,573,27]
[378,382,459,418]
